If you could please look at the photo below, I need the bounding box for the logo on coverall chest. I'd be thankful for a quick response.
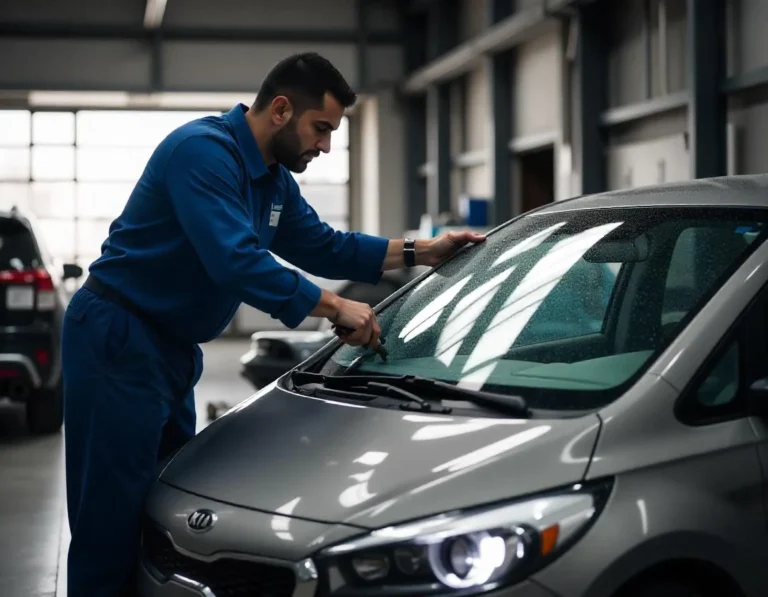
[269,203,283,227]
[187,509,217,532]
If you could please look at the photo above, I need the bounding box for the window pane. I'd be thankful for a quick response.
[76,183,134,218]
[37,218,76,257]
[30,182,76,218]
[32,112,75,145]
[0,110,31,146]
[76,147,153,182]
[299,184,349,219]
[76,219,111,256]
[0,148,31,181]
[32,146,76,181]
[0,183,30,211]
[76,110,215,147]
[695,341,740,407]
[293,149,349,184]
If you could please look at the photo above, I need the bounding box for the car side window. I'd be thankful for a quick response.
[694,341,740,409]
[680,285,768,424]
[677,337,744,425]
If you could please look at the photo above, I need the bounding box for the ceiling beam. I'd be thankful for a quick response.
[0,23,401,45]
[402,3,549,94]
[144,0,168,29]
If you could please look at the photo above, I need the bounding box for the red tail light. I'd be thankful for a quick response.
[0,267,56,311]
[34,349,50,366]
[34,269,54,291]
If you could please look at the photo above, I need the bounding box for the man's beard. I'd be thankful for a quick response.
[270,122,318,173]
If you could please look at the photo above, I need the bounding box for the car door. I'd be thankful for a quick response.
[738,286,768,520]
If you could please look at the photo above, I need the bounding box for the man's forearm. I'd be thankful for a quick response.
[381,239,432,270]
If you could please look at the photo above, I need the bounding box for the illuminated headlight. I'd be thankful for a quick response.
[317,481,611,595]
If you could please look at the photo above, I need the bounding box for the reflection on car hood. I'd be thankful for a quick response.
[159,385,601,529]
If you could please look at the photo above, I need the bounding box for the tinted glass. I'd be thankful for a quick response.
[0,218,41,270]
[319,207,767,410]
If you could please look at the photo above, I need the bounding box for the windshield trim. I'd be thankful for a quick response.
[290,205,768,410]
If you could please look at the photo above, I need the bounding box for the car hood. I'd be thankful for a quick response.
[159,383,601,529]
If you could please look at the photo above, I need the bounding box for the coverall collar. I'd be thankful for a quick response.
[227,103,270,180]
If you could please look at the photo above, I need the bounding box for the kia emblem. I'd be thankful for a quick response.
[187,509,217,532]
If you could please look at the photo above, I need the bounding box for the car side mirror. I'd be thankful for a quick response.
[63,263,83,280]
[748,378,768,417]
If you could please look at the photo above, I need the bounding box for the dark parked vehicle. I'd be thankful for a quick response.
[239,272,416,391]
[0,206,83,434]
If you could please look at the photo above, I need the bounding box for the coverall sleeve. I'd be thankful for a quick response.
[163,134,322,329]
[270,174,389,284]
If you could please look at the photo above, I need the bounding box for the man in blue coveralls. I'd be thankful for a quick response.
[61,52,485,596]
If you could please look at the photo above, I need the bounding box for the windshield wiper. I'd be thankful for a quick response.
[290,371,529,416]
[290,370,450,413]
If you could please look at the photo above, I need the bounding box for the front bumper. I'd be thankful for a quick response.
[137,556,557,597]
[138,481,562,597]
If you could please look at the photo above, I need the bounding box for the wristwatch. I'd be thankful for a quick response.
[403,238,416,268]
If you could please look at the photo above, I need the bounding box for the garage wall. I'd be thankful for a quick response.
[600,0,691,192]
[513,22,561,140]
[162,0,359,29]
[459,0,489,41]
[162,42,358,92]
[726,0,768,176]
[729,101,768,175]
[463,63,491,198]
[0,40,401,92]
[726,0,768,75]
[606,0,687,106]
[606,133,689,190]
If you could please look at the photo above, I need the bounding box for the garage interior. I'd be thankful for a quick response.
[1,0,767,595]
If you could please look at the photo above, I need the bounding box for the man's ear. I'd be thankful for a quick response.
[270,96,294,127]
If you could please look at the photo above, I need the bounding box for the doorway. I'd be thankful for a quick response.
[518,145,555,213]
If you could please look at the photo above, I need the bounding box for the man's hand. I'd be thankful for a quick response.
[421,230,487,267]
[331,297,381,348]
[311,290,381,349]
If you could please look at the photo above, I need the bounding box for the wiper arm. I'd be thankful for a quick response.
[292,371,450,413]
[290,371,529,416]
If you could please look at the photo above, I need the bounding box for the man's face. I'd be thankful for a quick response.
[270,92,345,173]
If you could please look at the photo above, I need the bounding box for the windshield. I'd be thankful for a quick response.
[0,218,41,271]
[319,206,767,410]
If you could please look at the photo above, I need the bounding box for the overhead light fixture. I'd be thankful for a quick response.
[144,0,168,29]
[27,90,253,110]
[28,91,131,107]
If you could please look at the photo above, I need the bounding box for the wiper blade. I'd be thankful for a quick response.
[290,371,529,416]
[292,371,450,413]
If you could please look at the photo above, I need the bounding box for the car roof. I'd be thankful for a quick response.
[532,174,768,216]
[0,206,30,220]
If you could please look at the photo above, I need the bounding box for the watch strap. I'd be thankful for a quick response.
[403,238,416,268]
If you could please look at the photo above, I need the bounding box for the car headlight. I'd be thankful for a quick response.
[316,481,611,596]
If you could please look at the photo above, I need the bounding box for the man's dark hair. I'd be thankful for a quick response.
[253,53,357,114]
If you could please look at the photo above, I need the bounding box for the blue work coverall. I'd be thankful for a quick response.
[62,103,389,596]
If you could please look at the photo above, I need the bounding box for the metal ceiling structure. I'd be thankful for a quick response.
[0,0,404,97]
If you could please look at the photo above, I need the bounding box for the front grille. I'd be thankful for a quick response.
[142,520,297,597]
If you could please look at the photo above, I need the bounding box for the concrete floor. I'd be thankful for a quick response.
[0,338,254,597]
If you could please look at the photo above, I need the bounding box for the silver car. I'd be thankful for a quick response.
[138,175,768,597]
